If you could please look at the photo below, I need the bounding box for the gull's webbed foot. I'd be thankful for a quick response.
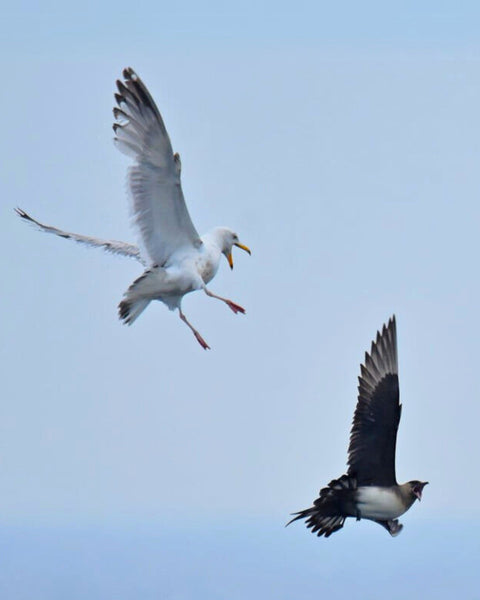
[204,287,246,315]
[225,300,246,315]
[179,309,210,350]
[194,330,211,350]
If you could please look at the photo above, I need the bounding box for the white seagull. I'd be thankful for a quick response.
[16,67,251,349]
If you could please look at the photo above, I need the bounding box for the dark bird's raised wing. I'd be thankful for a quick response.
[113,68,202,267]
[347,316,401,487]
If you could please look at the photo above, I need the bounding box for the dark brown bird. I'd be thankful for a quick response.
[287,316,428,537]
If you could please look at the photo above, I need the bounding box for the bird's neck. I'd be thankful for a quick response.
[397,483,416,509]
[201,229,226,253]
[196,234,223,284]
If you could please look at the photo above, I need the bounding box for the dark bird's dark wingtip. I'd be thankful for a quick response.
[387,314,396,330]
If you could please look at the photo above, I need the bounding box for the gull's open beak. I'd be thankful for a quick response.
[234,242,251,256]
[228,243,251,270]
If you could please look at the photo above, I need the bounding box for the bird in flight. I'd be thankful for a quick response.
[16,68,250,349]
[287,316,427,537]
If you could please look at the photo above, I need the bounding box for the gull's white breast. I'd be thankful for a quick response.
[195,244,221,284]
[356,487,406,520]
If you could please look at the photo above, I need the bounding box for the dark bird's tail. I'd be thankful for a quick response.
[287,474,356,538]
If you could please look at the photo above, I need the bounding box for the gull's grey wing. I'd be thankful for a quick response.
[15,208,143,263]
[113,68,202,267]
[347,316,401,487]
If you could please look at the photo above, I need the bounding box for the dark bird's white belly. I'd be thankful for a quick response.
[356,487,407,520]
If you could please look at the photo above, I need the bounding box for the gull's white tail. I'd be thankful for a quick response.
[118,268,163,325]
[118,297,150,325]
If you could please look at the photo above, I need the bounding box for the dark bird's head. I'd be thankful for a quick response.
[408,480,429,502]
[211,227,251,270]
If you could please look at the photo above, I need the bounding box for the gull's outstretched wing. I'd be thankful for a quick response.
[347,316,401,487]
[113,68,202,267]
[15,208,143,263]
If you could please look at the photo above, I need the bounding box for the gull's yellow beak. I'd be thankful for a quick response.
[227,243,251,270]
[234,242,251,256]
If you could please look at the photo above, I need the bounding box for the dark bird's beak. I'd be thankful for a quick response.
[414,481,429,501]
[228,243,251,270]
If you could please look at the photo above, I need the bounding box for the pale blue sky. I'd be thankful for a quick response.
[2,1,480,597]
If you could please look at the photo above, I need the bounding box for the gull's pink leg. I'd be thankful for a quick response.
[204,288,246,315]
[179,309,210,350]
